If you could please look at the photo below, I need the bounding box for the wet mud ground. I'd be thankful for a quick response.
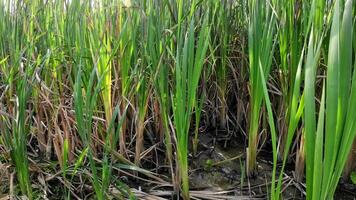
[127,131,356,199]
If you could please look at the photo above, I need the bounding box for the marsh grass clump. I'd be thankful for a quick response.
[0,0,355,199]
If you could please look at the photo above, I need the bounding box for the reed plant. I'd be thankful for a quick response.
[88,0,114,138]
[246,0,276,176]
[213,0,231,130]
[133,51,151,166]
[172,15,210,199]
[304,0,355,199]
[274,0,304,160]
[74,67,104,199]
[144,0,174,170]
[4,73,33,199]
[0,1,37,198]
[74,67,127,200]
[116,4,138,154]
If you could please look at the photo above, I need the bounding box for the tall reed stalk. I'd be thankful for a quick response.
[7,74,33,199]
[145,0,174,172]
[215,0,231,130]
[172,15,210,199]
[117,4,138,154]
[74,67,127,199]
[88,0,113,138]
[275,0,304,159]
[246,0,276,176]
[304,0,355,199]
[134,56,151,166]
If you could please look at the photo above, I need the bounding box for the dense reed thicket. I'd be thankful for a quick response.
[0,0,355,199]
